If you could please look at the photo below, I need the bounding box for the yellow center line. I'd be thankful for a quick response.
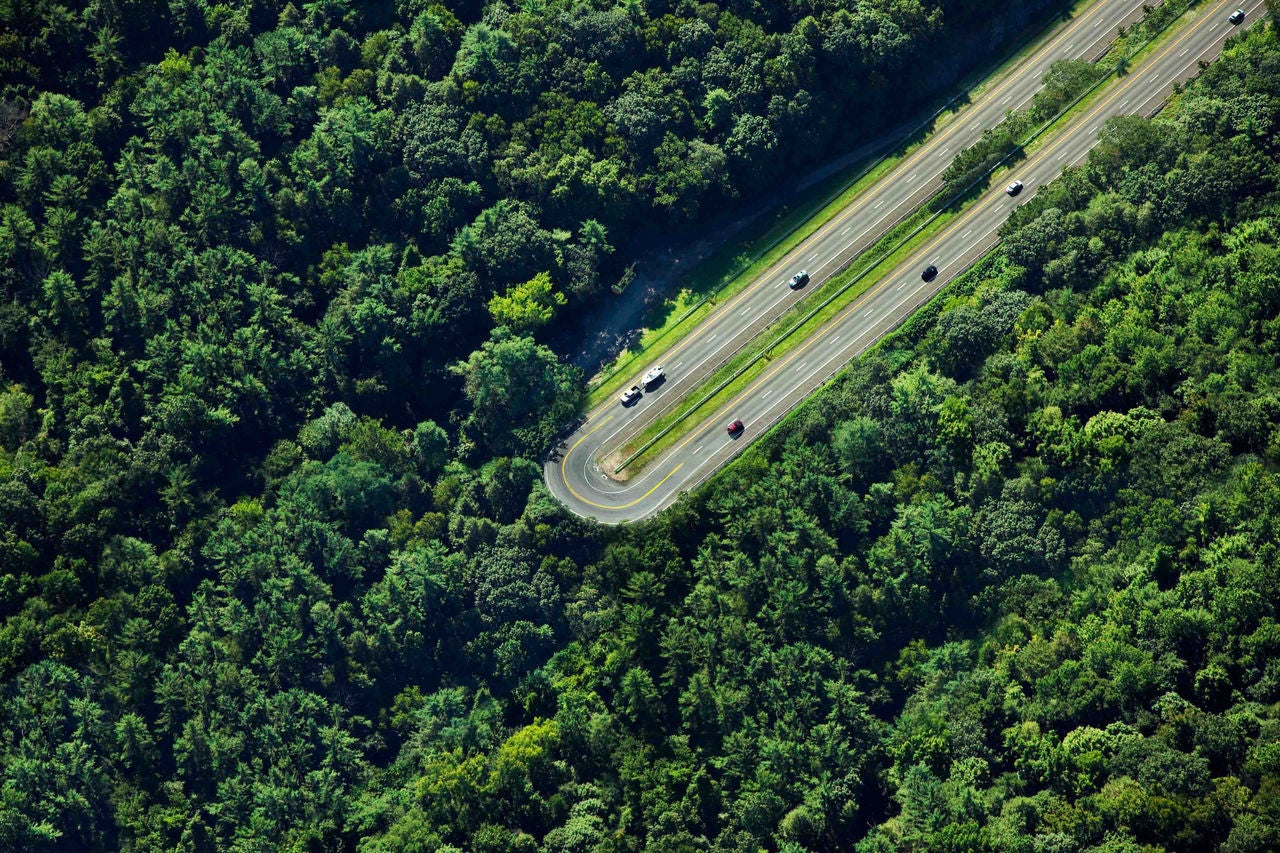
[558,415,686,510]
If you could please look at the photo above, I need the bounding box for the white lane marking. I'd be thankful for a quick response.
[842,226,852,235]
[896,281,908,290]
[708,333,717,340]
[693,446,702,454]
[762,390,772,398]
[962,230,972,239]
[863,308,874,317]
[1057,150,1070,161]
[875,200,884,209]
[1002,95,1012,104]
[1066,43,1074,51]
[907,173,916,181]
[1121,98,1131,108]
[674,361,683,369]
[1090,125,1099,133]
[1180,48,1190,57]
[799,363,807,370]
[740,307,751,316]
[809,253,819,261]
[830,335,840,343]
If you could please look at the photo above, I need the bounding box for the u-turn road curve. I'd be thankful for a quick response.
[548,0,1265,523]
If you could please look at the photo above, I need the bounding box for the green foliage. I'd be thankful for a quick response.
[488,271,566,333]
[4,2,1280,852]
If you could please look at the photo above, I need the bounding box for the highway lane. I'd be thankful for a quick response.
[549,0,1265,523]
[589,0,1159,456]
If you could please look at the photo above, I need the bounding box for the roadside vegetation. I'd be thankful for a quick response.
[2,1,1280,851]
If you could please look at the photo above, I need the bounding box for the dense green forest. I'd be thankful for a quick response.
[4,0,1280,849]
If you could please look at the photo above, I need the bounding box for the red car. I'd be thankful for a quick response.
[727,419,745,436]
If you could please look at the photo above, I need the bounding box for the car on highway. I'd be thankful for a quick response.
[921,264,938,282]
[1229,8,1245,24]
[1006,180,1024,196]
[788,270,810,290]
[619,385,641,406]
[642,366,665,388]
[727,419,745,436]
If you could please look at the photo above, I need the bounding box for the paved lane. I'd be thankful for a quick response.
[550,0,1263,522]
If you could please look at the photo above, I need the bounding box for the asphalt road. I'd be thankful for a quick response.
[549,0,1264,523]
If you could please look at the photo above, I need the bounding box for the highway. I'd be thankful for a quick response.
[586,0,1157,455]
[548,0,1265,523]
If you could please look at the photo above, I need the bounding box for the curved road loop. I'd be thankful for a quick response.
[549,0,1264,523]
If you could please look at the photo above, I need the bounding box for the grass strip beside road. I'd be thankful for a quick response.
[608,206,951,474]
[585,0,1093,408]
[610,0,1204,473]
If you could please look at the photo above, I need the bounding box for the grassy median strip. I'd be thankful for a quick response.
[608,205,952,473]
[585,0,1095,408]
[610,0,1205,473]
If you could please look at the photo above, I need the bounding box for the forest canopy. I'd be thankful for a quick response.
[2,0,1280,851]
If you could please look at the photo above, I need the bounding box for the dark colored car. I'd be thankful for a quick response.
[1229,9,1245,24]
[788,270,810,290]
[1006,180,1024,196]
[727,419,745,436]
[921,264,938,282]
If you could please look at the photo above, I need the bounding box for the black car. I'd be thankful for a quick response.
[921,264,938,282]
[788,270,810,290]
[1229,8,1245,24]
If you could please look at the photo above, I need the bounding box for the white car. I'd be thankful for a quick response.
[1006,180,1024,196]
[619,385,641,405]
[642,366,665,387]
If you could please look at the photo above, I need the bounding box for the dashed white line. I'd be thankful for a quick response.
[896,281,908,290]
[842,226,852,235]
[830,335,840,343]
[875,200,884,209]
[1002,95,1012,104]
[809,253,819,262]
[762,390,772,398]
[1057,150,1070,161]
[740,307,751,316]
[799,363,807,370]
[907,173,917,181]
[863,308,874,317]
[1180,48,1190,57]
[693,446,702,454]
[962,230,972,239]
[674,361,683,369]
